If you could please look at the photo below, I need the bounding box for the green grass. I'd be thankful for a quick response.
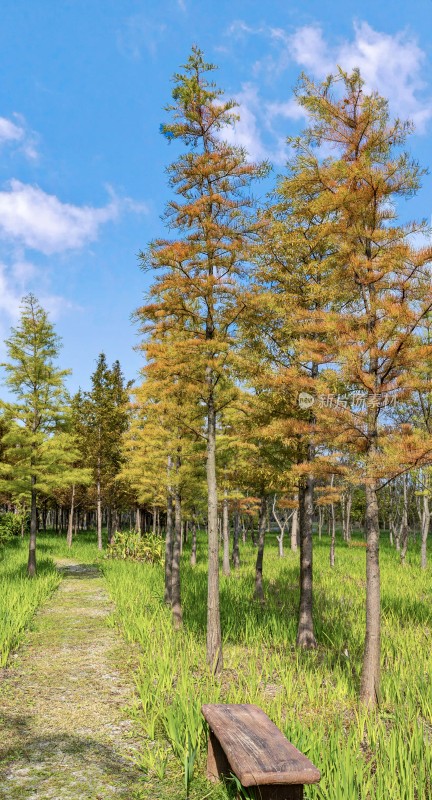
[1,527,431,798]
[100,530,432,800]
[0,537,60,666]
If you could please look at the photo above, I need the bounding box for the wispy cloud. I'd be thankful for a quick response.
[117,14,167,60]
[337,22,431,131]
[0,113,39,160]
[222,83,288,165]
[0,181,147,256]
[221,19,432,166]
[253,21,432,133]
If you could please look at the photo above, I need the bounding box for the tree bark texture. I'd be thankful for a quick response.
[222,492,230,576]
[360,479,381,707]
[27,477,37,577]
[67,484,75,548]
[206,389,222,674]
[171,471,183,630]
[254,496,267,602]
[164,456,174,605]
[296,466,317,649]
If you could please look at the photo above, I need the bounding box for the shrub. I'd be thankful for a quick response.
[0,511,28,545]
[106,530,164,564]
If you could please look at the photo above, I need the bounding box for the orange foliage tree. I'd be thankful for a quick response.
[135,47,267,673]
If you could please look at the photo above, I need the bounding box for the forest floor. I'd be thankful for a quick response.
[0,559,144,800]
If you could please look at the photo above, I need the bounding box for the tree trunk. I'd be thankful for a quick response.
[107,506,113,545]
[360,479,381,707]
[276,533,283,558]
[232,508,240,569]
[152,505,157,536]
[96,457,102,551]
[345,491,352,541]
[171,472,182,630]
[291,501,298,552]
[296,466,317,649]
[190,517,197,566]
[41,501,47,533]
[330,502,335,567]
[27,477,37,577]
[164,456,174,605]
[400,473,409,565]
[329,477,336,567]
[67,484,75,548]
[254,496,267,602]
[421,490,430,570]
[318,505,323,539]
[222,492,230,576]
[206,389,222,674]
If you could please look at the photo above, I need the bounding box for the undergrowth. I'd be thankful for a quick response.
[2,528,431,798]
[101,531,432,800]
[0,538,60,666]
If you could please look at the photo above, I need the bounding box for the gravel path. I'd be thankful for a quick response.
[0,561,143,799]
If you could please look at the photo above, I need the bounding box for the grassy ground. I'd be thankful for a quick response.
[0,537,60,666]
[0,528,431,799]
[0,545,145,799]
[101,528,432,800]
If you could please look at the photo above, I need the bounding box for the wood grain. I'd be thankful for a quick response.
[202,704,320,787]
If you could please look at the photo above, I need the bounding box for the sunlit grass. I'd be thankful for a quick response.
[0,537,60,666]
[2,527,430,798]
[101,529,432,800]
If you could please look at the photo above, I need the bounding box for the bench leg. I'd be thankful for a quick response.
[249,786,303,800]
[206,730,232,782]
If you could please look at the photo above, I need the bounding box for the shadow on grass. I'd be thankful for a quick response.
[56,563,100,579]
[0,713,142,799]
[0,558,58,582]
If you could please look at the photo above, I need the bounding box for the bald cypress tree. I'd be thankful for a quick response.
[137,46,267,673]
[0,295,73,576]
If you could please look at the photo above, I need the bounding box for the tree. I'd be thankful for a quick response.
[77,354,131,550]
[292,69,432,705]
[122,337,205,628]
[247,127,341,647]
[136,46,266,673]
[0,295,73,575]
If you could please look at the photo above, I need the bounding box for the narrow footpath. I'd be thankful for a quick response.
[0,562,143,799]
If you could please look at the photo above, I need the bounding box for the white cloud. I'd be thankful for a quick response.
[0,263,22,321]
[288,25,332,77]
[0,113,39,160]
[288,22,432,132]
[222,19,432,164]
[223,84,270,161]
[0,260,79,349]
[222,84,288,165]
[0,181,146,255]
[0,117,23,146]
[266,98,306,122]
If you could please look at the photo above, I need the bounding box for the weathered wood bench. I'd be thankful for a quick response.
[202,703,320,800]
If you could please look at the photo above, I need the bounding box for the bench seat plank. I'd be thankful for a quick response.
[202,704,320,787]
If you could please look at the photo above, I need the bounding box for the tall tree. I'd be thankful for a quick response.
[292,69,432,705]
[0,295,72,575]
[136,47,266,673]
[78,355,131,550]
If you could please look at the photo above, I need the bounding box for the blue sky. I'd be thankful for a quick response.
[0,0,431,393]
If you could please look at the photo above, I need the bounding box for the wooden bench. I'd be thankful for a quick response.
[202,703,320,800]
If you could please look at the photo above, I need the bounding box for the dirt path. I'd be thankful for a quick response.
[0,561,144,799]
